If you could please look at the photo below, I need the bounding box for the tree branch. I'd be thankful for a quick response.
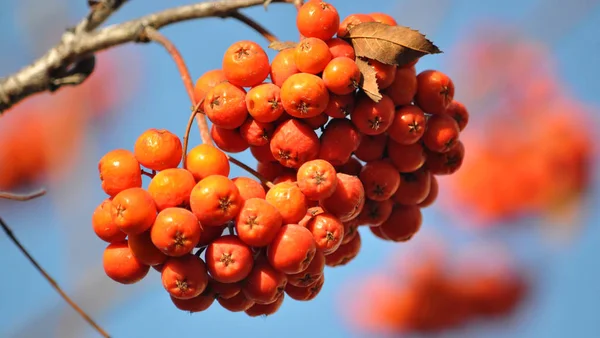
[0,217,110,337]
[0,0,297,113]
[0,189,46,201]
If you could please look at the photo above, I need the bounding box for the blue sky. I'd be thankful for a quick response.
[1,1,600,337]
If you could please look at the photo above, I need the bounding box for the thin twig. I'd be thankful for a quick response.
[141,169,155,179]
[0,0,298,113]
[182,102,203,169]
[0,189,46,201]
[229,11,278,43]
[228,155,274,188]
[143,27,213,146]
[0,217,110,338]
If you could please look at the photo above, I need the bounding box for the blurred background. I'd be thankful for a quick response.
[1,0,599,337]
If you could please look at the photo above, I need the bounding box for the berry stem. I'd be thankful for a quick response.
[195,246,206,257]
[0,188,46,201]
[141,169,156,179]
[227,155,275,188]
[143,26,213,146]
[182,100,204,169]
[229,11,278,43]
[0,217,111,338]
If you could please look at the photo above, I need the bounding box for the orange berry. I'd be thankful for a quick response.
[185,144,230,181]
[256,161,286,182]
[147,168,196,211]
[320,173,365,222]
[325,231,361,266]
[222,40,270,87]
[239,118,274,146]
[387,140,426,173]
[285,275,325,301]
[242,258,287,304]
[205,235,254,283]
[337,14,374,38]
[98,149,142,197]
[92,198,126,243]
[266,182,309,224]
[210,125,249,153]
[296,1,340,41]
[388,105,426,145]
[425,140,464,175]
[369,12,397,25]
[270,119,320,169]
[295,37,333,74]
[354,134,387,162]
[196,224,226,248]
[189,175,243,227]
[359,160,401,201]
[103,240,150,284]
[133,128,182,171]
[350,94,395,135]
[246,83,285,123]
[357,198,393,226]
[235,197,283,247]
[393,169,432,205]
[422,114,460,153]
[170,293,214,313]
[326,38,355,59]
[322,57,360,95]
[318,118,361,166]
[444,100,469,131]
[251,144,277,163]
[281,73,330,118]
[418,174,438,208]
[218,291,255,312]
[270,48,299,87]
[305,212,345,254]
[287,250,325,287]
[297,159,338,201]
[414,69,455,114]
[208,277,242,299]
[335,156,363,176]
[193,69,227,103]
[151,207,202,257]
[369,59,396,90]
[204,82,248,129]
[304,112,330,130]
[232,176,266,201]
[161,254,209,299]
[128,230,168,266]
[111,187,157,235]
[383,65,417,106]
[378,205,422,241]
[245,292,285,317]
[267,224,317,274]
[324,93,355,118]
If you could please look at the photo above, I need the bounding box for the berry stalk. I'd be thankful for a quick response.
[0,216,111,338]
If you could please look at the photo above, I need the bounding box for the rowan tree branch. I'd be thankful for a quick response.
[0,0,298,113]
[0,189,46,201]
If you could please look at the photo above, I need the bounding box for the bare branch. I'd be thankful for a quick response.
[0,189,46,201]
[0,0,296,113]
[0,217,111,338]
[81,0,129,32]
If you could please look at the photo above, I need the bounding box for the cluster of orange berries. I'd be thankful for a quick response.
[92,0,468,316]
[442,29,593,224]
[344,248,528,334]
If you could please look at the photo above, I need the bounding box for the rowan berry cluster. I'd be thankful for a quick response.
[442,30,592,225]
[92,0,468,317]
[343,246,528,334]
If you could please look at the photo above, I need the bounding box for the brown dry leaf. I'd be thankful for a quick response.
[268,41,298,51]
[355,57,382,102]
[347,22,442,66]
